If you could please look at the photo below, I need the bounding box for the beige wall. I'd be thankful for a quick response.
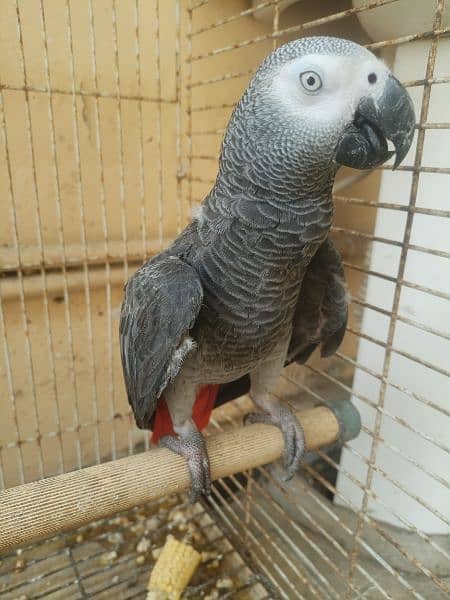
[0,0,378,487]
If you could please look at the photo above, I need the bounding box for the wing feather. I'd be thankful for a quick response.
[288,238,348,363]
[119,256,203,429]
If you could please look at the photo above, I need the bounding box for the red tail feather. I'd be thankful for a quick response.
[151,384,220,444]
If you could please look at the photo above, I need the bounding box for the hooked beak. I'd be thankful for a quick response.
[335,74,415,170]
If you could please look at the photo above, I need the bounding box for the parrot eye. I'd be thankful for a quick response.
[299,70,322,93]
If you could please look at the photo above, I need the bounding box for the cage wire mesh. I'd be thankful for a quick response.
[0,0,449,598]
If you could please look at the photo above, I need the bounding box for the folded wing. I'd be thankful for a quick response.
[288,238,348,364]
[119,256,203,429]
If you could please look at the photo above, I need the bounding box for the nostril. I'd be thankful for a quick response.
[368,72,377,84]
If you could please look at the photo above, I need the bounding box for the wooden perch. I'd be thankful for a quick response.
[0,405,344,553]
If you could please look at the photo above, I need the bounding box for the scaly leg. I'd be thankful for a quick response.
[159,380,211,503]
[245,341,306,479]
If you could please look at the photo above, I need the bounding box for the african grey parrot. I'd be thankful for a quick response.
[120,36,415,501]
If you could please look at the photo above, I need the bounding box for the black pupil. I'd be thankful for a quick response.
[307,75,316,87]
[368,72,377,84]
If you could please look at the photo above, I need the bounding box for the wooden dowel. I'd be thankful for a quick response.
[0,406,340,553]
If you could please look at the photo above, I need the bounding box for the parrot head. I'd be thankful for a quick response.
[223,37,415,194]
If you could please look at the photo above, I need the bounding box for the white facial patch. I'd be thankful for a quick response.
[270,52,390,128]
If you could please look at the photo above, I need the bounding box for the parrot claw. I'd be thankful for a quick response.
[159,430,211,503]
[244,405,306,479]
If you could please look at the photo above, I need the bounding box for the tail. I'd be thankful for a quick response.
[151,384,220,444]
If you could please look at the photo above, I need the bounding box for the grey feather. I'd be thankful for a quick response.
[119,256,203,429]
[119,36,413,431]
[288,239,348,364]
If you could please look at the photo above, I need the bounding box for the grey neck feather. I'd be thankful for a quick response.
[221,81,339,198]
[203,82,337,245]
[199,37,363,245]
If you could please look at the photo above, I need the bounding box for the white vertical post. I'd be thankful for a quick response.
[336,28,450,533]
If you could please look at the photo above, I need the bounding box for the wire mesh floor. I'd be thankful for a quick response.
[0,496,271,599]
[2,462,449,600]
[2,384,449,600]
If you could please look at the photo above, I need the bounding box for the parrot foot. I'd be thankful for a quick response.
[245,405,306,480]
[159,430,211,503]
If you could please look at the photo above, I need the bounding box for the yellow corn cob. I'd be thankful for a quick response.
[147,535,201,600]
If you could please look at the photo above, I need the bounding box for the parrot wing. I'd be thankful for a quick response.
[287,238,348,364]
[119,255,203,429]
